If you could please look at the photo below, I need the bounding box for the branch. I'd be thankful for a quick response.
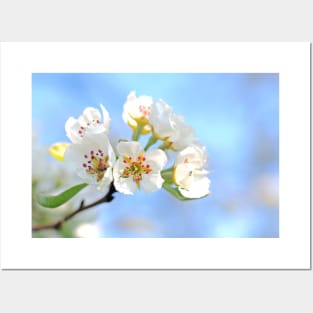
[32,183,116,232]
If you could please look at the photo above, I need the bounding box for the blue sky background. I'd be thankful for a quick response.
[32,73,279,237]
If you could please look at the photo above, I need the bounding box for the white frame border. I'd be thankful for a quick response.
[0,42,310,269]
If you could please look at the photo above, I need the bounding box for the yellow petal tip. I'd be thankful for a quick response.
[49,142,69,161]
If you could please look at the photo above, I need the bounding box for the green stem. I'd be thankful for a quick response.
[144,135,158,151]
[161,167,174,174]
[158,142,167,150]
[162,182,192,201]
[161,167,174,184]
[162,182,181,198]
[132,123,144,141]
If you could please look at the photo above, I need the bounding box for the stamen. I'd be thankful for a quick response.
[81,150,109,182]
[120,151,152,185]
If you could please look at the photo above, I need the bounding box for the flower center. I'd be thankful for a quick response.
[77,119,101,138]
[81,149,109,182]
[139,105,151,118]
[121,151,152,188]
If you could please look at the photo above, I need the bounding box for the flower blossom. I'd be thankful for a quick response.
[173,145,210,198]
[122,91,153,134]
[64,132,115,191]
[113,141,167,195]
[65,104,110,143]
[149,99,197,150]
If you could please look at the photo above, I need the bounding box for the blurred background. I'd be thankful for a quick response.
[32,73,279,238]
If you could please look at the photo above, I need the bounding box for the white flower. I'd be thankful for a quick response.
[65,104,110,143]
[173,145,210,198]
[149,99,197,150]
[113,141,167,195]
[169,114,197,150]
[122,91,152,133]
[149,99,174,138]
[64,132,115,191]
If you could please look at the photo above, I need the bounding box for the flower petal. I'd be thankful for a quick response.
[179,177,211,198]
[175,145,207,168]
[141,173,164,193]
[113,160,136,195]
[116,141,141,158]
[173,163,195,187]
[145,149,167,170]
[113,159,136,195]
[149,99,175,139]
[65,117,82,143]
[80,107,101,124]
[100,104,110,129]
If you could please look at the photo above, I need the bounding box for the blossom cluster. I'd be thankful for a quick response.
[50,91,211,199]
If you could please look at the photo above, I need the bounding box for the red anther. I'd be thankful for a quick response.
[82,163,87,167]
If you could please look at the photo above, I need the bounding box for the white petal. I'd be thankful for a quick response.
[100,104,110,129]
[113,160,136,195]
[81,107,101,124]
[84,124,107,135]
[82,132,111,153]
[175,145,206,168]
[141,173,164,193]
[123,91,152,121]
[173,163,195,187]
[149,100,175,138]
[96,169,113,191]
[64,143,92,182]
[113,176,136,195]
[116,141,141,158]
[127,90,136,101]
[179,177,211,198]
[145,149,167,170]
[65,117,82,143]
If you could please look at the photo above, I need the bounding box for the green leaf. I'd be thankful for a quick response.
[37,183,88,208]
[162,182,208,201]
